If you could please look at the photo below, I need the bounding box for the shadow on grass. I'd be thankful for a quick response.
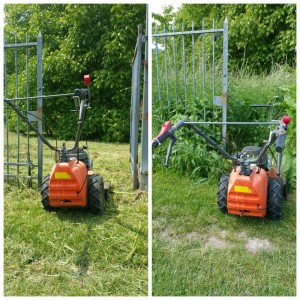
[53,196,118,225]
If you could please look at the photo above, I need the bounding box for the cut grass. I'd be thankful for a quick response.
[4,133,148,296]
[152,168,296,296]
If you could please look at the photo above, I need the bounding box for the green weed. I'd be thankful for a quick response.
[153,64,296,185]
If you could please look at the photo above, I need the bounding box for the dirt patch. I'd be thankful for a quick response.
[206,236,234,249]
[159,227,179,244]
[183,231,201,240]
[245,237,273,253]
[236,230,247,239]
[158,226,274,253]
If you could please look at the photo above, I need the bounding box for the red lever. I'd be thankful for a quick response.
[84,74,90,86]
[154,121,172,139]
[282,116,291,125]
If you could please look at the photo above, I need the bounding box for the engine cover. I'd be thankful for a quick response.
[227,166,268,218]
[48,159,88,208]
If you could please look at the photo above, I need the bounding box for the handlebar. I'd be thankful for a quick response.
[152,119,186,147]
[153,116,290,173]
[4,76,92,154]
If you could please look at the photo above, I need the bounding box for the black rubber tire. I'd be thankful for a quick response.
[282,178,288,201]
[267,177,283,220]
[87,174,105,215]
[217,173,229,214]
[40,174,52,211]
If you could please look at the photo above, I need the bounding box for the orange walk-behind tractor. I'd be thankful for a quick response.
[153,116,291,219]
[6,75,108,214]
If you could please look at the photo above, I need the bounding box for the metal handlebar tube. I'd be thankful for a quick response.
[186,123,237,162]
[68,99,89,152]
[250,131,277,165]
[5,98,58,152]
[67,88,90,152]
[276,152,283,176]
[165,136,177,167]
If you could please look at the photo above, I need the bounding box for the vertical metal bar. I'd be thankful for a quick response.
[202,19,206,121]
[192,21,196,101]
[164,24,170,116]
[4,37,10,179]
[222,17,229,150]
[130,30,138,190]
[130,52,135,158]
[172,24,178,105]
[26,33,32,187]
[140,14,148,191]
[182,21,187,102]
[15,34,20,186]
[37,31,43,187]
[131,25,142,190]
[154,25,161,103]
[212,19,215,122]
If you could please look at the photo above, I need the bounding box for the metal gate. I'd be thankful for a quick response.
[130,23,148,191]
[153,18,228,148]
[4,32,43,187]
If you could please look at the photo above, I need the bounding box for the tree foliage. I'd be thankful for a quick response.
[153,4,296,73]
[4,4,146,142]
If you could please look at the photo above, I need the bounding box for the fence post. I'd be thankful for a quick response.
[140,14,148,191]
[37,31,43,187]
[4,37,10,180]
[222,17,228,150]
[130,25,143,190]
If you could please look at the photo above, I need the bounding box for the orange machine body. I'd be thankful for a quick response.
[227,166,268,218]
[48,159,89,208]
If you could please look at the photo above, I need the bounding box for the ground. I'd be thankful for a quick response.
[4,135,148,296]
[152,168,296,296]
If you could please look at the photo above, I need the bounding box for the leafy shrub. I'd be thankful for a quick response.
[153,65,296,187]
[279,83,296,189]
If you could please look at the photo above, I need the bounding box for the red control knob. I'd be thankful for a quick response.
[84,74,90,86]
[282,116,291,125]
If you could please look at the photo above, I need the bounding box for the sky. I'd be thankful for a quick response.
[150,2,181,15]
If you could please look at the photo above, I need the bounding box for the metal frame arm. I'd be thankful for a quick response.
[5,98,57,151]
[186,123,237,162]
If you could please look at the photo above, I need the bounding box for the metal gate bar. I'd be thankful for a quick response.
[140,13,148,191]
[130,25,143,190]
[153,18,229,149]
[4,32,43,187]
[130,20,148,191]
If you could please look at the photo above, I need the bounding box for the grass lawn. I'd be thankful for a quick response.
[4,133,148,296]
[152,168,296,296]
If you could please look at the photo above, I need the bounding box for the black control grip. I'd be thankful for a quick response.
[152,131,171,148]
[275,133,286,153]
[74,88,89,99]
[152,119,186,148]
